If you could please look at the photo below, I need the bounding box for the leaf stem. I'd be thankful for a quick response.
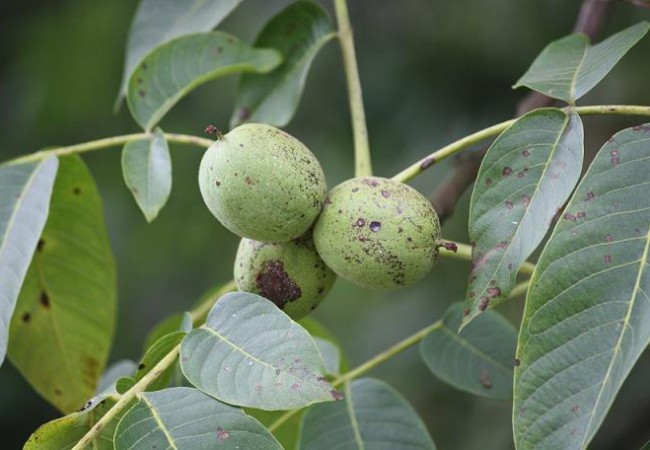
[70,281,235,450]
[70,346,180,450]
[7,133,213,165]
[391,104,650,183]
[334,0,372,177]
[439,240,536,276]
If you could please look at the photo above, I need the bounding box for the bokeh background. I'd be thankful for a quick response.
[1,1,649,448]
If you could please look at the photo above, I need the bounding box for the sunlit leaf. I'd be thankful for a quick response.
[127,31,281,130]
[121,128,172,222]
[8,156,117,413]
[231,0,336,128]
[514,123,650,449]
[420,303,517,400]
[463,109,583,326]
[514,22,649,102]
[114,387,283,449]
[116,0,244,108]
[23,394,120,450]
[300,378,437,450]
[0,157,58,367]
[180,291,337,410]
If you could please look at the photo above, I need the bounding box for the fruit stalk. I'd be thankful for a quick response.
[335,0,372,177]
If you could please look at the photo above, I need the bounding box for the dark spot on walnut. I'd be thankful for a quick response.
[255,260,301,308]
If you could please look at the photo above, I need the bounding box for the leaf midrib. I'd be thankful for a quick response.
[201,326,326,391]
[580,226,649,447]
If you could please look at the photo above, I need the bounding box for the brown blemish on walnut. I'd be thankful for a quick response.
[255,260,301,308]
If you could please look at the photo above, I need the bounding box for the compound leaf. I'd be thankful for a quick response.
[8,155,117,413]
[114,387,283,449]
[127,32,281,130]
[514,22,649,103]
[299,378,436,450]
[116,0,244,107]
[0,157,57,366]
[513,123,650,449]
[420,303,517,400]
[180,291,337,410]
[231,0,336,128]
[121,128,172,222]
[464,109,583,326]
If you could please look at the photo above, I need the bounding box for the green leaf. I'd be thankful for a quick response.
[24,394,120,450]
[144,311,192,351]
[180,291,338,410]
[127,31,282,130]
[641,441,650,450]
[513,22,649,103]
[114,387,283,449]
[314,337,341,377]
[135,331,185,391]
[231,0,336,128]
[0,157,58,366]
[121,128,172,222]
[8,155,117,413]
[420,303,517,400]
[97,359,137,395]
[116,0,244,108]
[513,123,650,449]
[463,109,583,326]
[299,378,437,450]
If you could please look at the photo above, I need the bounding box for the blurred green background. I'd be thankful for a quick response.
[1,1,649,449]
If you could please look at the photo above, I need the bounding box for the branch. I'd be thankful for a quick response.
[7,133,213,165]
[423,0,616,224]
[70,281,236,450]
[334,0,372,177]
[391,104,650,187]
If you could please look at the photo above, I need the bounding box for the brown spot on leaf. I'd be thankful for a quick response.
[502,167,512,176]
[217,427,230,440]
[485,178,493,186]
[369,221,381,232]
[245,176,254,185]
[138,363,145,371]
[478,296,490,311]
[37,239,45,252]
[138,90,146,98]
[605,234,613,242]
[73,187,82,195]
[514,358,521,367]
[521,194,531,206]
[40,292,50,308]
[522,149,530,157]
[331,389,344,400]
[479,368,492,388]
[586,191,595,202]
[355,218,366,227]
[564,213,577,222]
[487,287,501,298]
[604,255,612,264]
[505,200,514,210]
[22,312,31,323]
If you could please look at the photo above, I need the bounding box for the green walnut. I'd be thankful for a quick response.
[198,123,327,242]
[313,176,441,289]
[234,233,337,319]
